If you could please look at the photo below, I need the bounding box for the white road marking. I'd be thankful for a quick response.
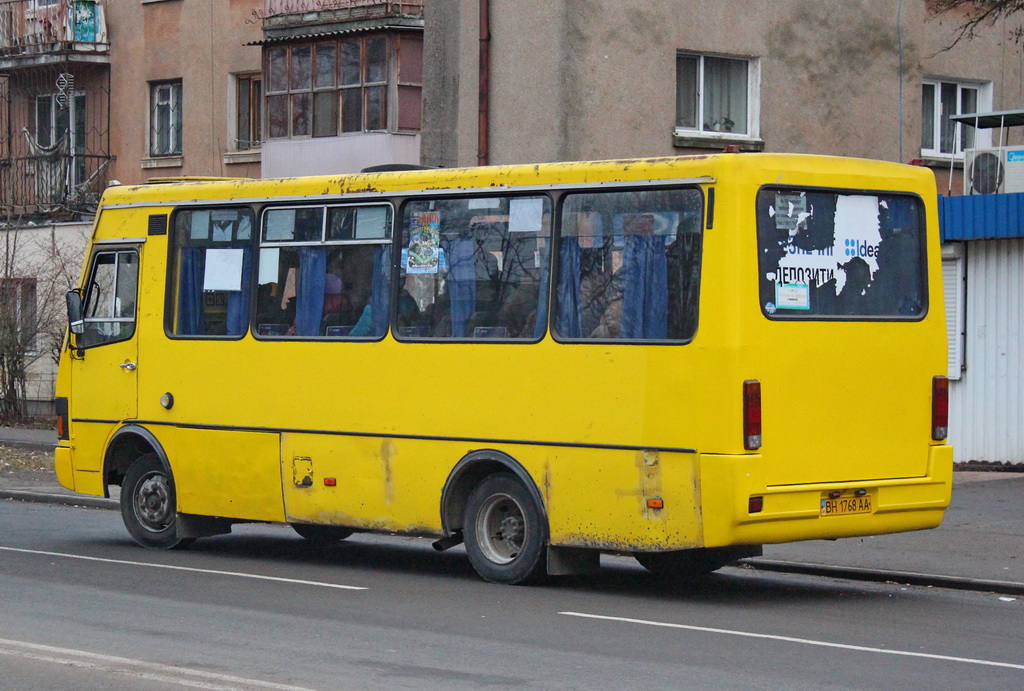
[0,638,316,690]
[560,611,1024,671]
[0,546,367,590]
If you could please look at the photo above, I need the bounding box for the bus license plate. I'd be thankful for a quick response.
[820,494,872,517]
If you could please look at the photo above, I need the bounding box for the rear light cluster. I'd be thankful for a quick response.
[932,376,949,441]
[743,379,762,450]
[55,397,69,441]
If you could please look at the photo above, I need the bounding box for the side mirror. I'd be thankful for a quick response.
[66,290,85,335]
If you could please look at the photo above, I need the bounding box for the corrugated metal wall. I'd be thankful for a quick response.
[949,238,1024,463]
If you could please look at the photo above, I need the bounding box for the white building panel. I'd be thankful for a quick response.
[949,238,1024,463]
[261,133,421,179]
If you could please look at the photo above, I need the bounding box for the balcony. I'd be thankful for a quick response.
[0,152,112,218]
[0,0,109,70]
[261,0,423,37]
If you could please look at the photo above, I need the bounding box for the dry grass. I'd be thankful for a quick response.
[0,445,53,473]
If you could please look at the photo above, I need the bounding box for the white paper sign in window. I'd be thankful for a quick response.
[204,248,244,291]
[509,197,544,233]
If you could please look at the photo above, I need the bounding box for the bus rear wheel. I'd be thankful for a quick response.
[463,473,547,585]
[633,547,744,578]
[120,453,192,550]
[292,524,354,544]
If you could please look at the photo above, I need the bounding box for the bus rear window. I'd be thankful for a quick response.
[756,188,926,319]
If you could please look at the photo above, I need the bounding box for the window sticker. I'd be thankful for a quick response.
[203,248,244,291]
[468,197,501,209]
[190,210,211,240]
[258,247,280,285]
[237,214,252,240]
[509,197,544,232]
[775,281,810,310]
[407,211,440,274]
[771,192,811,234]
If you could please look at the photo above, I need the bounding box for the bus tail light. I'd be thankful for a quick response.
[743,379,762,450]
[932,376,949,441]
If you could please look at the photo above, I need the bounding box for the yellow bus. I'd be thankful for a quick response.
[55,153,952,584]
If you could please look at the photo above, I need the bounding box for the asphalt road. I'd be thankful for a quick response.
[2,499,1022,690]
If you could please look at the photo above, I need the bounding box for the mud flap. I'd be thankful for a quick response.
[547,546,600,576]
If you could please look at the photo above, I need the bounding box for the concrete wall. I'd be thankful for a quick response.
[422,0,1024,180]
[105,0,263,184]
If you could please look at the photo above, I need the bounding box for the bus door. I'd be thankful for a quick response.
[71,243,144,424]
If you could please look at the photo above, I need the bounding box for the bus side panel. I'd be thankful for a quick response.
[68,422,112,497]
[545,449,702,551]
[280,434,449,534]
[172,428,285,523]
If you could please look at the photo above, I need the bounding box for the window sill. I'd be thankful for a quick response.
[917,156,964,170]
[223,150,261,165]
[141,156,183,169]
[673,132,765,152]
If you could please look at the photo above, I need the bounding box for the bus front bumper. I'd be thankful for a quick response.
[699,445,954,547]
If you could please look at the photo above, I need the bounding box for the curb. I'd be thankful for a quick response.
[741,558,1024,597]
[0,489,117,510]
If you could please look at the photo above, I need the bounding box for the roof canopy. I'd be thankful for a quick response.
[951,110,1024,129]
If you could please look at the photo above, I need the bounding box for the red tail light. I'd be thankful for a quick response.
[743,379,762,450]
[932,376,949,441]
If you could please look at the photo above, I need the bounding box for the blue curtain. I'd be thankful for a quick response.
[447,237,476,337]
[533,241,551,339]
[177,247,205,335]
[370,245,391,336]
[621,235,668,339]
[555,240,582,338]
[295,248,327,336]
[225,248,252,337]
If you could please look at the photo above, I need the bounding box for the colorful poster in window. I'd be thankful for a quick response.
[407,211,440,274]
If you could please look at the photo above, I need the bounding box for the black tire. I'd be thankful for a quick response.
[634,547,745,578]
[291,523,354,544]
[463,473,547,585]
[120,453,192,550]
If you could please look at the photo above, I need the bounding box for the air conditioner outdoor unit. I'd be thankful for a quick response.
[964,146,1024,195]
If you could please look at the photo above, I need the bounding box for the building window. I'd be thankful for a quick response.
[236,73,262,150]
[0,278,38,354]
[34,92,86,185]
[265,32,422,140]
[921,78,992,157]
[676,53,757,138]
[150,80,183,156]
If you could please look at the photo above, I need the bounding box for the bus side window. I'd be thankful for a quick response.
[397,195,551,340]
[168,207,255,338]
[79,250,139,348]
[554,188,703,342]
[255,204,392,339]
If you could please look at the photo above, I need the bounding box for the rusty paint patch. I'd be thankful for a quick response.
[380,439,396,504]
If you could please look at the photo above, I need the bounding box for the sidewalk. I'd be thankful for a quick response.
[2,429,1022,594]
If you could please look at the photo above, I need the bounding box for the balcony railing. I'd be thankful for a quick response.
[0,152,112,216]
[0,0,109,60]
[263,0,423,21]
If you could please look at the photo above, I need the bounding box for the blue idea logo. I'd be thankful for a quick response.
[844,238,879,258]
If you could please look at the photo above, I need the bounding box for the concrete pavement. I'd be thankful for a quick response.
[2,428,1022,595]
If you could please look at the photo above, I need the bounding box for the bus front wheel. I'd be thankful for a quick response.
[464,473,547,585]
[120,453,192,550]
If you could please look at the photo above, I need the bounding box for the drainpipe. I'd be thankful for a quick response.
[478,0,490,166]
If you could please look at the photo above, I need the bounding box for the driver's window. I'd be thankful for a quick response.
[79,249,139,348]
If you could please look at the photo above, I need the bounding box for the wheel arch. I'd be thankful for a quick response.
[104,425,171,494]
[439,449,547,536]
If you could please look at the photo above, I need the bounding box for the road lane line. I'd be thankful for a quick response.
[0,546,366,590]
[560,611,1024,671]
[0,638,316,690]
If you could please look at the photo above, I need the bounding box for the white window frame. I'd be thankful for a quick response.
[921,78,992,159]
[675,52,761,142]
[150,80,183,157]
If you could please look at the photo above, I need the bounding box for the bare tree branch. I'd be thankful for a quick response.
[933,0,1024,50]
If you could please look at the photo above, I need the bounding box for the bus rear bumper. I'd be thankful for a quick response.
[699,444,954,547]
[55,445,75,491]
